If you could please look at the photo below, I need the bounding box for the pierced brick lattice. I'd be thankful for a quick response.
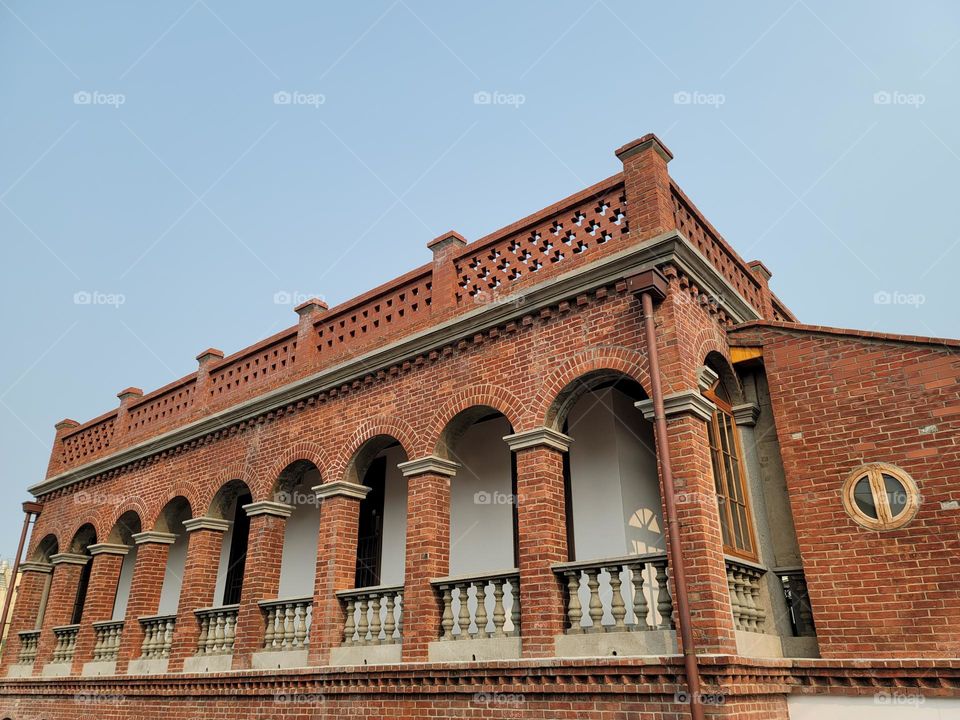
[455,185,628,302]
[127,381,196,434]
[210,335,298,398]
[61,415,116,465]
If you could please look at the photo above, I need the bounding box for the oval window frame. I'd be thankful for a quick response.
[841,462,919,530]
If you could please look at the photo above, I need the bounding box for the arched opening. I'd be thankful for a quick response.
[68,525,97,625]
[345,436,409,588]
[273,462,321,599]
[551,371,669,632]
[207,480,253,606]
[29,535,58,629]
[106,511,142,621]
[154,497,192,615]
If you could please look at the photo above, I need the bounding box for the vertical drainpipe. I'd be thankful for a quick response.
[628,268,705,720]
[0,501,43,648]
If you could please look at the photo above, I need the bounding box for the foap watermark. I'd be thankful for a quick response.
[674,690,725,706]
[873,90,925,108]
[273,290,325,306]
[474,490,518,506]
[472,290,526,308]
[274,691,326,704]
[274,489,320,508]
[75,692,127,705]
[673,90,725,108]
[74,490,140,510]
[273,90,326,108]
[874,690,925,707]
[473,691,525,707]
[74,290,126,308]
[473,90,525,108]
[873,290,925,308]
[73,90,126,108]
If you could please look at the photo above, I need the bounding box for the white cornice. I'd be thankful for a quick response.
[312,481,371,501]
[397,456,460,478]
[503,427,573,452]
[31,230,760,498]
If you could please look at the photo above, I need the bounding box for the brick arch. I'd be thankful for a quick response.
[336,416,418,485]
[28,531,61,562]
[703,349,745,406]
[146,481,202,530]
[537,347,651,431]
[67,519,99,553]
[203,462,257,508]
[263,441,331,497]
[104,496,150,543]
[426,383,527,458]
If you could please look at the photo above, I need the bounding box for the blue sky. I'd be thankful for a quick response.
[1,1,958,554]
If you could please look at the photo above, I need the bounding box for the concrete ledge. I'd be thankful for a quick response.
[330,644,402,667]
[127,657,169,675]
[41,661,72,677]
[781,635,820,659]
[555,629,677,658]
[735,629,784,658]
[81,660,117,676]
[182,654,233,673]
[251,649,309,670]
[427,637,521,663]
[5,664,34,678]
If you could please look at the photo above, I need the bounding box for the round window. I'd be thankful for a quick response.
[842,463,919,530]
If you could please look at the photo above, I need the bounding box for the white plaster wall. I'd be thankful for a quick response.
[111,544,137,620]
[380,445,408,586]
[567,387,664,561]
[157,529,188,615]
[212,496,238,606]
[788,695,960,719]
[449,416,515,576]
[277,468,322,598]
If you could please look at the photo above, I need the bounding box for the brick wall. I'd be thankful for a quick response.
[730,322,960,657]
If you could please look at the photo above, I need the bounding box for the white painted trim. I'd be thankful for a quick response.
[397,456,460,478]
[635,392,716,423]
[311,481,371,501]
[182,517,232,533]
[132,531,177,546]
[87,543,130,556]
[50,552,89,566]
[503,427,573,452]
[242,501,295,518]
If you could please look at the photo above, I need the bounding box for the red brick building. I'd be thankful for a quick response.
[0,134,957,719]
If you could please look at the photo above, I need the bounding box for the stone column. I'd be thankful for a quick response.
[114,532,175,673]
[307,482,370,666]
[166,518,230,671]
[396,457,457,662]
[504,428,572,658]
[231,501,294,668]
[636,390,739,654]
[0,561,51,674]
[33,552,87,671]
[70,543,128,673]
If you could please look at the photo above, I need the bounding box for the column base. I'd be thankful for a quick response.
[251,649,309,670]
[81,660,117,676]
[555,629,677,658]
[181,654,233,673]
[5,664,34,678]
[41,661,72,677]
[735,629,784,658]
[126,657,169,675]
[329,644,401,667]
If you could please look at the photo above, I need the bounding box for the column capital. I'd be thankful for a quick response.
[183,517,231,532]
[697,365,720,392]
[242,500,295,518]
[87,543,130,557]
[132,531,177,546]
[396,456,460,478]
[732,402,761,427]
[311,481,371,501]
[635,391,716,423]
[503,427,573,453]
[18,561,53,574]
[50,552,89,566]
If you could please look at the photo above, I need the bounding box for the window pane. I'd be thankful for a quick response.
[736,505,752,552]
[717,497,731,546]
[882,474,908,517]
[853,477,878,519]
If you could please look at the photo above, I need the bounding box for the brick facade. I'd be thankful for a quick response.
[0,135,956,719]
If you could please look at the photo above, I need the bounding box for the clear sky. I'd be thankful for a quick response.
[1,1,958,555]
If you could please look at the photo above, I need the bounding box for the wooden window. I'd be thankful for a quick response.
[704,383,757,560]
[841,463,919,530]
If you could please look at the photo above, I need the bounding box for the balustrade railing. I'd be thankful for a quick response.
[779,569,816,637]
[195,605,239,655]
[260,597,313,650]
[432,570,519,641]
[16,630,39,664]
[338,585,403,646]
[91,620,124,662]
[726,559,767,632]
[139,614,176,659]
[553,553,673,633]
[51,624,80,663]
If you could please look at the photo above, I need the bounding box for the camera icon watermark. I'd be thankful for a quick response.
[473,90,526,108]
[73,90,126,108]
[873,90,925,108]
[873,290,925,308]
[273,290,325,306]
[674,690,725,706]
[273,90,326,108]
[474,490,518,506]
[673,90,725,108]
[73,290,126,308]
[874,690,925,706]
